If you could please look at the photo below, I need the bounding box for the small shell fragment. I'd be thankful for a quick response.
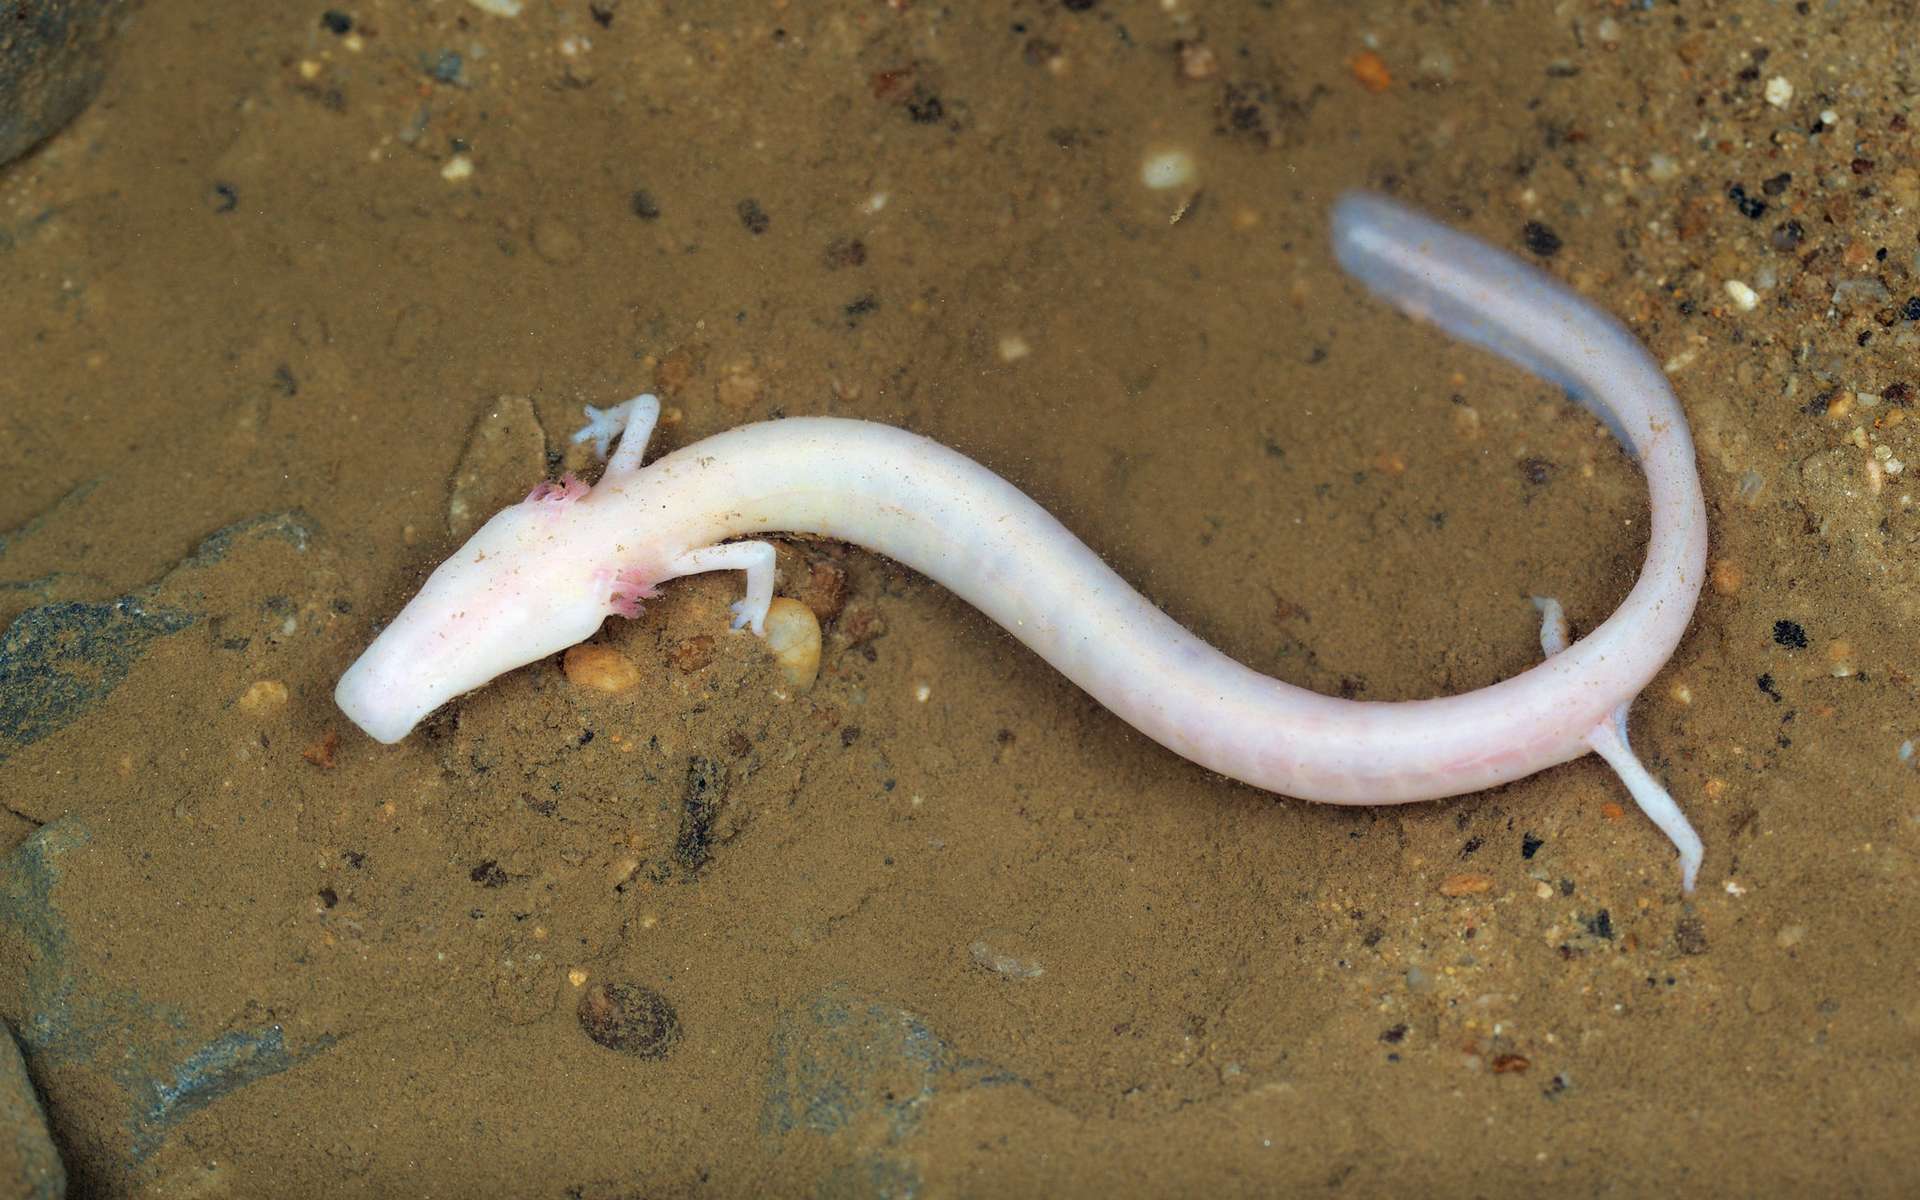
[762,597,821,690]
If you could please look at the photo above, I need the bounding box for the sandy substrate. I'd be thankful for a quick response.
[1,1,1916,1195]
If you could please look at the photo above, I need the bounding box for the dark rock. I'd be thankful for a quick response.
[0,0,133,167]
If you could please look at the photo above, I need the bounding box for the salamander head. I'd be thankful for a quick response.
[334,475,662,743]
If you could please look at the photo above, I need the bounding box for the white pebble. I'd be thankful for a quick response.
[466,0,522,15]
[441,154,474,182]
[997,334,1031,363]
[1140,147,1197,191]
[1723,280,1758,311]
[1765,76,1794,108]
[762,598,821,691]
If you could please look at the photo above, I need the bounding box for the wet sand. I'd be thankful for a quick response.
[1,1,1915,1195]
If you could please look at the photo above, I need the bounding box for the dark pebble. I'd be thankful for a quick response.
[905,87,944,124]
[737,198,770,234]
[1769,218,1804,252]
[1521,832,1544,860]
[321,10,352,34]
[630,188,661,220]
[470,860,507,887]
[1772,619,1808,649]
[1727,183,1767,219]
[424,50,463,84]
[1675,916,1709,955]
[823,236,867,269]
[578,982,681,1058]
[1522,221,1562,257]
[1760,171,1792,195]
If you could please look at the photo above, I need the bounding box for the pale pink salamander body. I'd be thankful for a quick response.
[336,193,1709,890]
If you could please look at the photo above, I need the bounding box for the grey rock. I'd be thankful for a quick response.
[0,1019,65,1199]
[0,0,135,168]
[0,511,315,764]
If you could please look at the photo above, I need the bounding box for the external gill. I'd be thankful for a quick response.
[1532,596,1704,893]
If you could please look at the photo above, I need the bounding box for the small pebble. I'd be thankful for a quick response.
[795,560,847,623]
[669,634,715,673]
[1765,76,1794,108]
[1674,916,1709,955]
[564,644,642,693]
[302,730,339,768]
[1176,41,1218,81]
[763,598,821,690]
[577,981,680,1058]
[1710,559,1744,595]
[1349,50,1392,93]
[1826,640,1857,678]
[1832,277,1891,312]
[1724,279,1758,311]
[713,362,766,413]
[1140,147,1197,191]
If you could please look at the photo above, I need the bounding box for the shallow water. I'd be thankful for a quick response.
[1,1,1915,1195]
